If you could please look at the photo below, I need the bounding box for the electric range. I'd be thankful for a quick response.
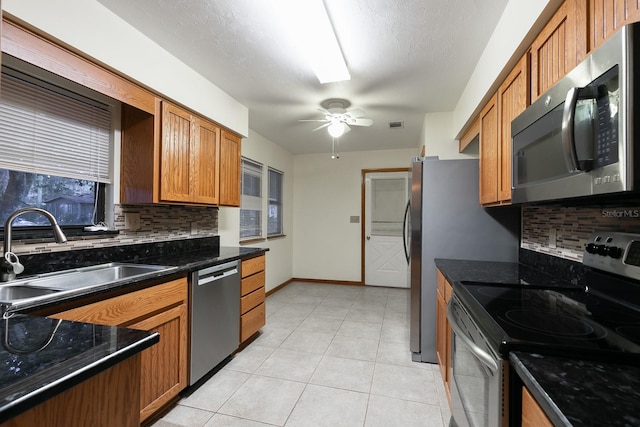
[448,231,640,427]
[453,231,640,365]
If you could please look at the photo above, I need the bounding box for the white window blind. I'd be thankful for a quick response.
[0,68,112,183]
[240,158,263,239]
[268,167,283,235]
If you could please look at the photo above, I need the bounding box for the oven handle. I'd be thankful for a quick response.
[447,300,499,374]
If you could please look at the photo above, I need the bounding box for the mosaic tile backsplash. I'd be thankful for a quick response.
[522,204,640,261]
[8,204,219,255]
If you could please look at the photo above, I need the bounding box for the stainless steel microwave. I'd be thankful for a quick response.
[511,23,640,204]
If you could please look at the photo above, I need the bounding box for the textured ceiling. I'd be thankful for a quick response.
[97,0,508,155]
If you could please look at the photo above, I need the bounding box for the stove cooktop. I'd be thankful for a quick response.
[458,283,640,362]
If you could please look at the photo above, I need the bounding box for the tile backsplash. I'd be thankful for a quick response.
[9,204,219,255]
[522,204,640,261]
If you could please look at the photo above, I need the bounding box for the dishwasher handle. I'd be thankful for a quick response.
[197,261,239,286]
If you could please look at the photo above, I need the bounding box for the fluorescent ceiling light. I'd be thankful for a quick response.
[278,0,350,84]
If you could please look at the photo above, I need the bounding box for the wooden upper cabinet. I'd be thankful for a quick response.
[459,116,480,153]
[590,0,640,50]
[479,93,499,205]
[497,53,530,203]
[219,130,242,207]
[193,118,221,204]
[530,0,588,102]
[161,102,194,203]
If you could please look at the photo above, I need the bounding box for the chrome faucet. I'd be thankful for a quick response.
[1,208,68,282]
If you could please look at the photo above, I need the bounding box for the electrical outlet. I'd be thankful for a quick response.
[124,212,141,231]
[549,228,557,249]
[190,222,198,235]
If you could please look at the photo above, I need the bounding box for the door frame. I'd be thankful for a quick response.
[360,167,410,284]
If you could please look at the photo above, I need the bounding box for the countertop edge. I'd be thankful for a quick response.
[510,352,572,427]
[0,330,159,424]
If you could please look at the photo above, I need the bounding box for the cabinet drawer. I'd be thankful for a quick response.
[241,287,265,315]
[51,277,188,326]
[241,271,265,296]
[241,302,265,342]
[242,255,265,278]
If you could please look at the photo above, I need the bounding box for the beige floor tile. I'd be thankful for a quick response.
[224,345,275,374]
[309,355,375,393]
[266,313,306,330]
[296,315,344,333]
[153,405,214,427]
[310,304,350,319]
[320,296,356,309]
[336,320,382,340]
[325,335,379,361]
[345,308,385,324]
[285,384,368,427]
[371,363,440,405]
[204,414,273,426]
[255,348,322,382]
[380,322,410,343]
[250,326,293,348]
[279,330,335,354]
[179,369,250,412]
[364,395,445,427]
[218,376,305,426]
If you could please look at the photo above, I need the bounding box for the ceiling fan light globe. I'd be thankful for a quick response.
[328,122,345,137]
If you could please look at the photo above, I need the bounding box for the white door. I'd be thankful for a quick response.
[364,171,409,287]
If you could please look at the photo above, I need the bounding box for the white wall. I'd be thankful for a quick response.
[3,0,248,136]
[451,0,563,137]
[419,112,478,159]
[292,148,417,282]
[218,130,294,292]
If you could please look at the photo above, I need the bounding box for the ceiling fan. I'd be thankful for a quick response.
[300,98,373,137]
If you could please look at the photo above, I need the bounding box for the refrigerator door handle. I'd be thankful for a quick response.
[402,200,411,263]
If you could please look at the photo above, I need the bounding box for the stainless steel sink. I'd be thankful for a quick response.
[18,263,175,291]
[0,285,59,300]
[0,262,177,311]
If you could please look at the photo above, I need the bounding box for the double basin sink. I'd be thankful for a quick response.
[0,263,177,312]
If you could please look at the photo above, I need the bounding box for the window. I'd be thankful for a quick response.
[240,158,263,239]
[268,168,283,235]
[0,62,113,230]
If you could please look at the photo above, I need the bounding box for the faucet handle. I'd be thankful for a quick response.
[4,252,24,275]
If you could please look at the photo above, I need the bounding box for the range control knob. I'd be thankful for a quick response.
[607,246,623,259]
[596,245,609,256]
[586,243,598,254]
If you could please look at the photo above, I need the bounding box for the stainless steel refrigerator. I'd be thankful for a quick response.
[406,157,519,363]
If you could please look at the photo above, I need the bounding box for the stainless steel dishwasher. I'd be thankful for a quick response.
[189,260,240,385]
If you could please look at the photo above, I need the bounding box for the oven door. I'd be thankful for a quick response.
[447,295,506,427]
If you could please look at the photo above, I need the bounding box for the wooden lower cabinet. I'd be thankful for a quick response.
[522,387,554,427]
[1,354,140,427]
[435,269,452,402]
[49,277,189,423]
[240,255,266,343]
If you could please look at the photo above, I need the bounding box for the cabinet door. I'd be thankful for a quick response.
[522,387,554,427]
[530,0,588,101]
[590,0,640,50]
[130,304,188,423]
[192,117,220,204]
[219,130,242,207]
[479,94,499,205]
[161,102,193,203]
[497,54,530,203]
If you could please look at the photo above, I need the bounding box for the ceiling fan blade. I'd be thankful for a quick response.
[343,124,352,134]
[347,108,366,118]
[317,108,332,115]
[312,122,331,131]
[299,119,329,122]
[349,118,373,127]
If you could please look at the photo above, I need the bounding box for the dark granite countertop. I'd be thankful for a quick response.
[511,352,640,426]
[434,258,576,289]
[0,238,267,421]
[0,313,158,423]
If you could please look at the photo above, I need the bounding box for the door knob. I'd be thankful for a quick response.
[366,236,371,240]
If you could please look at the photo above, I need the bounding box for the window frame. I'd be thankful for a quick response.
[240,157,264,241]
[267,167,284,237]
